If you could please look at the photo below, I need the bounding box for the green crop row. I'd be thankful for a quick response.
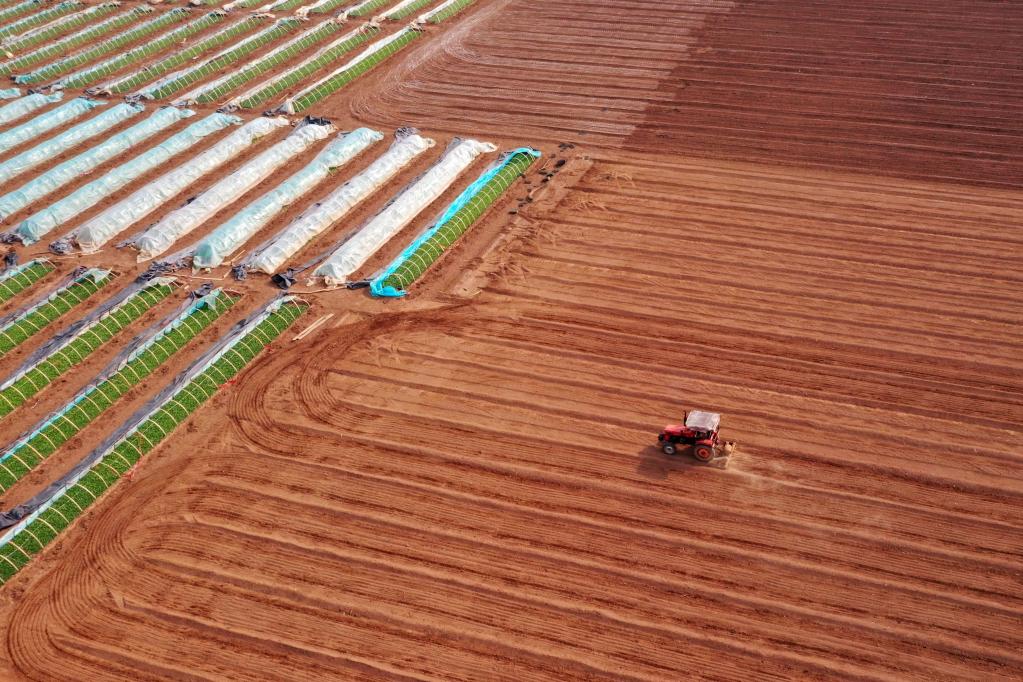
[194,20,339,104]
[0,0,40,26]
[145,18,298,100]
[237,25,376,109]
[286,27,419,113]
[15,7,186,85]
[428,0,474,23]
[386,0,434,20]
[224,0,269,8]
[307,0,346,14]
[0,270,113,359]
[0,292,237,494]
[0,300,306,584]
[270,0,311,12]
[0,5,142,77]
[0,1,82,42]
[376,150,537,294]
[65,11,232,90]
[0,260,53,304]
[0,2,116,55]
[102,13,260,94]
[347,0,392,17]
[0,282,174,421]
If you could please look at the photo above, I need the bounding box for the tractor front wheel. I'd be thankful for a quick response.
[692,444,715,462]
[661,442,677,456]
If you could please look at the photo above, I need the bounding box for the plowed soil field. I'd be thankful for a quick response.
[0,0,1021,679]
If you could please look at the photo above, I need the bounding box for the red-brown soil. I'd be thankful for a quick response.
[0,0,1020,679]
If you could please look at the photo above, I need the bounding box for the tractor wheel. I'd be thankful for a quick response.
[692,444,715,462]
[661,442,677,456]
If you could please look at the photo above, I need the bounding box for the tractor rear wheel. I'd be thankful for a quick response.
[692,444,715,462]
[661,442,677,456]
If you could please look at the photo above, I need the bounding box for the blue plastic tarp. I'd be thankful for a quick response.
[369,147,540,297]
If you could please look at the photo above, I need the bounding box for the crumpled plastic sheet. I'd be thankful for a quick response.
[17,112,234,244]
[133,119,334,261]
[0,105,188,223]
[70,116,285,254]
[0,88,21,100]
[0,91,61,126]
[313,137,496,285]
[0,101,141,184]
[246,129,435,274]
[0,97,103,155]
[192,127,382,270]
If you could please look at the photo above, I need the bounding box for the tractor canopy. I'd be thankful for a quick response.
[685,410,720,432]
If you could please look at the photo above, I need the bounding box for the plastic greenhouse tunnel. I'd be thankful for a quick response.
[371,147,540,296]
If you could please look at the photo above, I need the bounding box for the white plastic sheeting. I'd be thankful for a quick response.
[247,130,435,274]
[340,0,383,17]
[416,0,463,22]
[293,0,331,16]
[0,97,103,155]
[71,116,285,254]
[17,112,235,244]
[380,0,424,19]
[314,138,495,285]
[133,120,334,261]
[0,105,189,222]
[0,102,141,184]
[0,91,61,126]
[0,88,20,99]
[222,0,274,10]
[193,127,381,270]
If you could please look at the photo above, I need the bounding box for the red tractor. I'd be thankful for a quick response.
[657,410,735,464]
